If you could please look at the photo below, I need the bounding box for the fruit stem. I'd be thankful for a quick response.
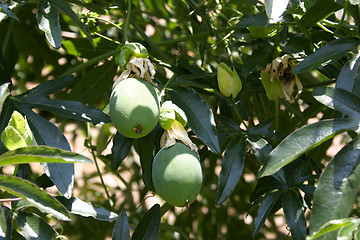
[159,74,176,99]
[160,202,173,216]
[86,123,115,210]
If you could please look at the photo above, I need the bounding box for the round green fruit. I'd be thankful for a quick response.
[152,143,203,207]
[109,78,160,138]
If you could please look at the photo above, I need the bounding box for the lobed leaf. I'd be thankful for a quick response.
[0,175,70,221]
[215,135,246,205]
[0,145,92,167]
[57,197,118,221]
[336,52,360,95]
[168,87,220,154]
[265,0,290,23]
[21,107,75,199]
[282,191,307,240]
[112,210,130,240]
[111,132,133,171]
[52,0,93,47]
[132,204,161,240]
[36,1,62,49]
[293,37,360,74]
[15,212,59,239]
[258,119,356,177]
[309,136,360,235]
[312,86,360,120]
[300,0,342,28]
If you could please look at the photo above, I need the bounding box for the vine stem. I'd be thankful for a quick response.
[86,123,115,210]
[231,97,248,129]
[123,0,132,43]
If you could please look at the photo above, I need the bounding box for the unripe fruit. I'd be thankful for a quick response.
[152,143,202,207]
[109,78,160,138]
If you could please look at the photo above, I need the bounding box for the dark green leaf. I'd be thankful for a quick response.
[52,0,93,47]
[56,197,118,221]
[17,96,111,124]
[112,210,130,240]
[309,136,360,235]
[134,127,159,191]
[62,37,118,58]
[0,206,12,240]
[252,192,280,238]
[0,83,10,114]
[336,52,360,95]
[0,175,70,221]
[21,108,74,199]
[293,37,360,74]
[258,119,356,177]
[15,212,58,239]
[247,135,273,164]
[36,1,62,49]
[0,2,19,20]
[300,0,342,28]
[0,206,6,238]
[265,0,290,23]
[237,13,269,28]
[168,87,220,154]
[282,191,306,240]
[68,61,117,105]
[0,145,92,166]
[26,75,74,98]
[215,135,246,204]
[132,204,161,240]
[111,132,133,171]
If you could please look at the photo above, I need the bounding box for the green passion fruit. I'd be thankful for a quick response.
[109,78,160,138]
[152,143,203,207]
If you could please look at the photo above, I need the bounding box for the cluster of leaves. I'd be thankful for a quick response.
[1,0,360,239]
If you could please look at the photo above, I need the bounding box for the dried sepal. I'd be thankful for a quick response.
[160,120,198,154]
[263,54,302,103]
[113,57,156,89]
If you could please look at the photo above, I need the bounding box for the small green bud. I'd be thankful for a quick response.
[159,101,176,130]
[217,62,242,99]
[1,111,34,150]
[260,72,284,101]
[118,42,149,71]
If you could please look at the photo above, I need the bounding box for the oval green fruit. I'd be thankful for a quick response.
[152,143,203,207]
[109,78,160,138]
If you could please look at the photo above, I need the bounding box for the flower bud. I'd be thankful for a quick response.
[217,62,242,99]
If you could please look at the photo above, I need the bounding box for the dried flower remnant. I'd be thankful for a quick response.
[263,55,303,103]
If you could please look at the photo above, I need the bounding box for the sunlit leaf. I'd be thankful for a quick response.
[15,212,59,239]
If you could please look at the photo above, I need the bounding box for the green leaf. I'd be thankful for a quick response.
[1,126,27,151]
[0,2,19,20]
[336,52,360,95]
[0,175,70,221]
[337,221,358,240]
[68,61,117,105]
[56,197,118,221]
[36,0,62,49]
[17,97,111,124]
[252,191,280,238]
[309,136,360,235]
[0,206,12,239]
[52,0,93,47]
[132,204,161,240]
[25,75,74,98]
[307,218,358,240]
[134,127,159,191]
[282,191,307,240]
[0,82,10,114]
[15,212,59,239]
[168,87,220,154]
[312,86,360,119]
[0,145,92,167]
[265,0,290,23]
[293,37,360,74]
[215,135,246,205]
[21,108,74,199]
[0,207,6,238]
[62,38,118,58]
[258,119,356,177]
[111,132,133,171]
[300,0,342,28]
[112,210,130,240]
